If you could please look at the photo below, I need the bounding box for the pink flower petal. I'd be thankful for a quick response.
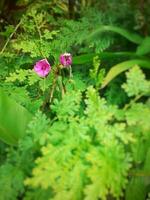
[34,59,51,77]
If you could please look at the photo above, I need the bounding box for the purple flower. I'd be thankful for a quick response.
[34,59,51,77]
[60,53,72,67]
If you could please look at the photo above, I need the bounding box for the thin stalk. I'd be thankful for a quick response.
[33,17,45,58]
[69,65,73,78]
[43,77,46,92]
[49,77,57,104]
[0,19,22,54]
[49,68,59,104]
[123,94,143,110]
[60,70,66,98]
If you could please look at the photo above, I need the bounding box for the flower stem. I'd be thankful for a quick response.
[43,77,46,92]
[49,69,59,103]
[69,65,73,78]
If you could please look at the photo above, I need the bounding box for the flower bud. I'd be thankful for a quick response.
[60,53,72,67]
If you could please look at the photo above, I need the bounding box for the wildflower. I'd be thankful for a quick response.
[34,59,51,77]
[60,53,72,67]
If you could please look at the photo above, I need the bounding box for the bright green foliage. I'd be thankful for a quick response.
[125,103,150,130]
[122,65,150,97]
[22,66,150,200]
[85,86,114,130]
[65,73,87,92]
[0,65,150,200]
[5,68,53,92]
[51,90,82,120]
[90,56,105,88]
[25,144,84,200]
[84,143,131,200]
[12,10,59,58]
[6,69,40,85]
[6,69,33,83]
[90,56,100,79]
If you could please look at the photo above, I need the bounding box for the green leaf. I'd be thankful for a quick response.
[143,148,150,178]
[125,149,150,200]
[86,25,143,44]
[125,177,147,200]
[101,59,150,88]
[98,51,137,59]
[0,89,33,145]
[136,37,150,56]
[73,53,95,65]
[73,52,140,65]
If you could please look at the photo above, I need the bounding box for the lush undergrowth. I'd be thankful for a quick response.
[0,0,150,200]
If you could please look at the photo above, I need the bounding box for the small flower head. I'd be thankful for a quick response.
[60,53,72,67]
[34,59,51,77]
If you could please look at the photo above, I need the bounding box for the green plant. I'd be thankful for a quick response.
[24,66,150,200]
[0,1,150,199]
[0,66,149,200]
